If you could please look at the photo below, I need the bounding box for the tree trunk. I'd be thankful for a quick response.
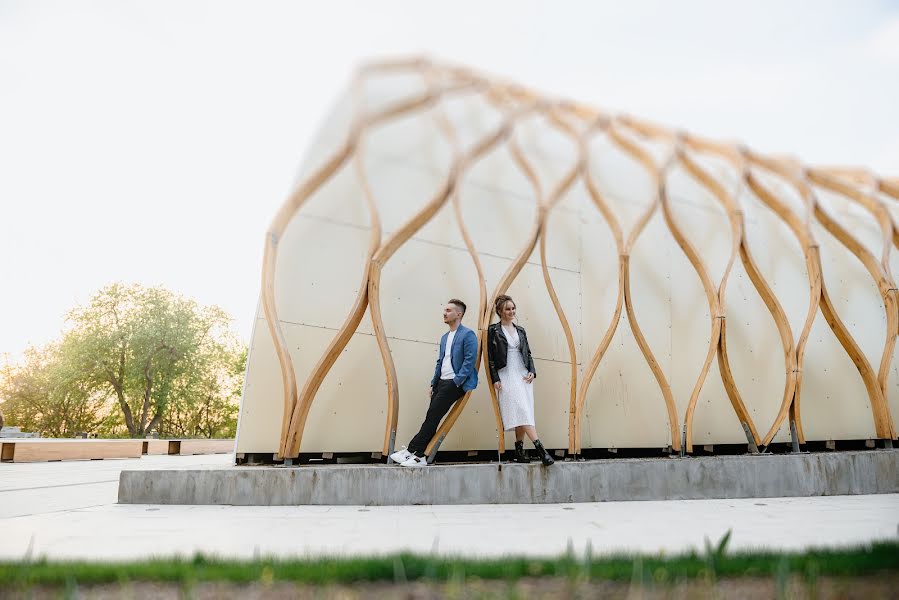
[146,412,162,436]
[110,381,135,436]
[139,383,152,437]
[110,348,135,436]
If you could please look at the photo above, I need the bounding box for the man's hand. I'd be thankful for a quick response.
[494,381,503,392]
[523,373,535,384]
[427,386,434,398]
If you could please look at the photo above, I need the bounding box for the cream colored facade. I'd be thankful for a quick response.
[236,61,899,458]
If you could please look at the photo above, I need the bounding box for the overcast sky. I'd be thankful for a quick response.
[1,0,898,360]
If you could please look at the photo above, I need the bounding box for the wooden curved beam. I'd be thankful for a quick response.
[676,145,822,448]
[736,227,799,448]
[428,112,583,459]
[744,157,895,443]
[419,94,538,460]
[285,73,516,460]
[575,120,899,441]
[681,151,761,448]
[538,109,584,455]
[870,186,899,251]
[738,169,817,447]
[264,140,356,458]
[661,146,725,453]
[881,178,899,200]
[605,123,681,452]
[418,84,497,460]
[807,170,896,293]
[280,74,384,458]
[667,147,765,452]
[424,149,533,456]
[432,185,498,458]
[819,170,899,279]
[281,130,382,457]
[573,118,625,454]
[725,160,813,442]
[475,122,547,458]
[623,125,822,451]
[805,170,898,440]
[649,137,815,450]
[370,105,530,458]
[432,125,546,458]
[270,71,479,458]
[736,158,818,445]
[344,94,529,462]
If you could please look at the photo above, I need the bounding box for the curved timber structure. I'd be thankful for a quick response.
[236,58,899,462]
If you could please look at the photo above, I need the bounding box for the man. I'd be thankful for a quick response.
[390,299,479,467]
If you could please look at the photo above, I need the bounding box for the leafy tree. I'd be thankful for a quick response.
[0,284,246,438]
[161,346,246,438]
[0,345,110,437]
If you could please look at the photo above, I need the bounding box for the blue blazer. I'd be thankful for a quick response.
[430,324,479,392]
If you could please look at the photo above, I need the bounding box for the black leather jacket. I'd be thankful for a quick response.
[486,322,536,383]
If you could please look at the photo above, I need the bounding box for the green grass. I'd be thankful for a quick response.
[1,539,897,587]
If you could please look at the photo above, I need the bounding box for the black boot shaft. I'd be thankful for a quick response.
[533,439,555,466]
[513,440,531,463]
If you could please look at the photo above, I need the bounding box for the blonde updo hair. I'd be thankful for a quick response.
[494,294,515,318]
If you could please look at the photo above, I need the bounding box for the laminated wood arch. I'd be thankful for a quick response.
[240,58,899,463]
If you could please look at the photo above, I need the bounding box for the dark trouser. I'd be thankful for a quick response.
[408,379,465,455]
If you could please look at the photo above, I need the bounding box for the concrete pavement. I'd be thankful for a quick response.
[1,454,897,560]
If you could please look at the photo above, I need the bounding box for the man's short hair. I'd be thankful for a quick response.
[448,298,466,316]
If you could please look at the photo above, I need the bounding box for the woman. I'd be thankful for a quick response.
[487,294,554,465]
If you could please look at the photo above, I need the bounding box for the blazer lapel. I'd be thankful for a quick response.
[451,326,461,369]
[450,326,466,372]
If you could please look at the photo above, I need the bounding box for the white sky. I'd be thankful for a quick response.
[1,0,898,360]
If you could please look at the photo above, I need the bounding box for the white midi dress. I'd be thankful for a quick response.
[497,325,535,430]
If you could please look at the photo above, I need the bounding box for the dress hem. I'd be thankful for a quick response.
[502,422,535,431]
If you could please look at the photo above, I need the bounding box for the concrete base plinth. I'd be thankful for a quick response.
[117,450,899,506]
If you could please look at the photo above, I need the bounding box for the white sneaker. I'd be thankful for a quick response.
[389,446,413,463]
[400,454,429,467]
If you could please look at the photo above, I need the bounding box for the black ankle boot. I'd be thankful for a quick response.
[513,440,530,463]
[533,439,554,466]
